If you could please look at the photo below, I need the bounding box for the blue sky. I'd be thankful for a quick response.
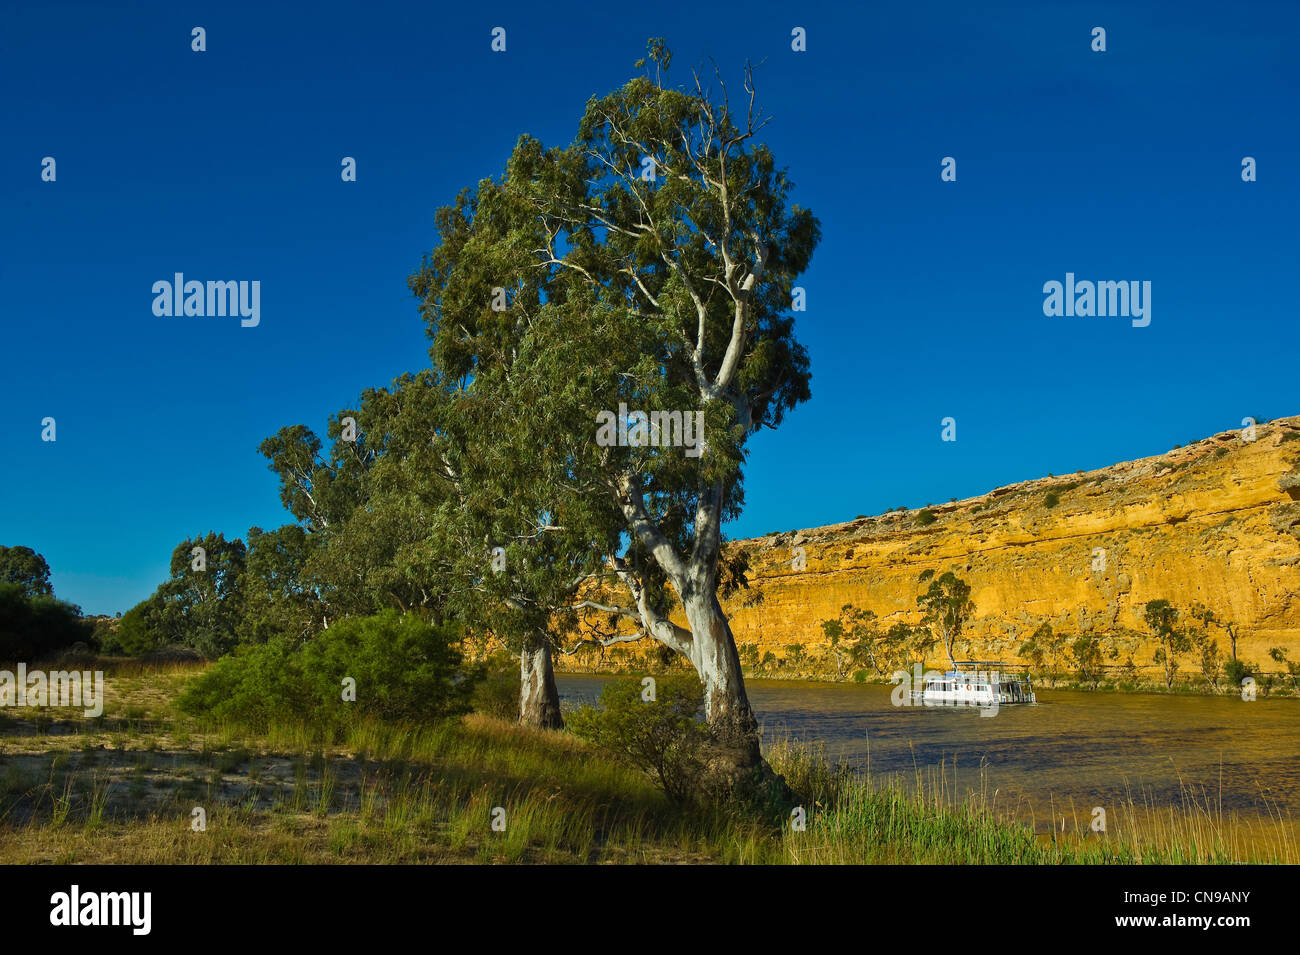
[2,1,1296,615]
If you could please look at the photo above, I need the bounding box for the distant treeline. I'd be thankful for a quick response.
[777,572,1300,694]
[0,544,104,660]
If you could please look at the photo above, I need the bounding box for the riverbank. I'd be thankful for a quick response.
[0,662,1291,863]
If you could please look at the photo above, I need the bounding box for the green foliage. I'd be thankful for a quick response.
[1071,633,1105,688]
[1019,622,1070,683]
[87,617,116,653]
[915,509,937,526]
[239,524,321,644]
[0,583,90,660]
[257,423,373,534]
[472,655,521,721]
[917,571,974,668]
[568,675,711,804]
[1189,621,1223,688]
[111,598,166,656]
[114,533,249,658]
[1223,657,1252,688]
[1144,599,1191,688]
[1043,492,1060,509]
[178,611,476,730]
[1268,647,1300,689]
[1017,626,1046,669]
[177,636,305,728]
[818,604,925,677]
[405,44,820,699]
[0,545,53,598]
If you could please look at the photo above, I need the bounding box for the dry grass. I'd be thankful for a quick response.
[0,663,1292,864]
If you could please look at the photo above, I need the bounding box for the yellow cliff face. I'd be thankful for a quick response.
[725,417,1300,672]
[566,417,1300,681]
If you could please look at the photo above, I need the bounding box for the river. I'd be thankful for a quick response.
[557,674,1298,843]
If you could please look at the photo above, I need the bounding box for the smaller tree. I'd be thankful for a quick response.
[899,623,932,668]
[1144,600,1190,689]
[1190,602,1241,662]
[1189,624,1223,690]
[157,533,248,658]
[239,524,321,645]
[1071,633,1106,688]
[0,545,53,598]
[917,571,974,670]
[1268,647,1300,692]
[819,615,849,679]
[113,596,168,655]
[1019,622,1070,685]
[821,605,891,678]
[1017,625,1047,672]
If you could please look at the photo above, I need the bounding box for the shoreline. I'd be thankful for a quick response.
[554,665,1300,699]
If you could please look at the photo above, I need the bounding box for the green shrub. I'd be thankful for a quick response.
[179,611,476,729]
[472,654,520,721]
[1044,492,1060,509]
[915,509,937,527]
[1223,657,1253,689]
[112,599,166,656]
[567,674,711,804]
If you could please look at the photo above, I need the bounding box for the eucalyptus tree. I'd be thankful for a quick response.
[344,370,604,730]
[240,524,322,644]
[917,570,975,671]
[429,376,610,730]
[257,406,453,626]
[410,40,819,775]
[259,371,601,729]
[0,545,53,598]
[125,532,248,658]
[1144,599,1190,689]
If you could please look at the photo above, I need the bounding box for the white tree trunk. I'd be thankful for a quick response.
[519,634,563,730]
[681,587,759,749]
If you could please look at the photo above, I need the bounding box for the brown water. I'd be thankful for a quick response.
[557,674,1299,838]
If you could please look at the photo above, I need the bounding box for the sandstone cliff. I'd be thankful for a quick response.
[568,416,1300,682]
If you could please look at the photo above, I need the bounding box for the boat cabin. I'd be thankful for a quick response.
[920,663,1036,707]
